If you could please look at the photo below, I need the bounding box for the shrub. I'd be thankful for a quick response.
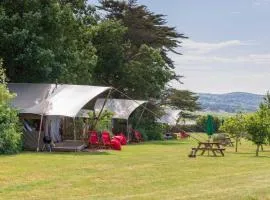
[0,103,22,154]
[0,60,22,154]
[136,123,166,140]
[136,127,148,141]
[196,115,222,133]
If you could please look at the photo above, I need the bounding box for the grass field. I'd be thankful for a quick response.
[1,134,270,200]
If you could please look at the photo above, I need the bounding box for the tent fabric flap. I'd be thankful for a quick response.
[8,83,111,117]
[94,99,147,120]
[157,108,182,125]
[44,85,110,117]
[8,83,55,114]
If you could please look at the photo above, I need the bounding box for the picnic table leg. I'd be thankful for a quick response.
[201,149,206,155]
[219,149,224,156]
[215,144,225,156]
[212,150,217,156]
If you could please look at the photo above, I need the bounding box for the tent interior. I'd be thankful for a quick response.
[76,99,148,141]
[94,98,147,140]
[8,83,112,151]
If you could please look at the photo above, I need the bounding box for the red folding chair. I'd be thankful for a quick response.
[88,130,100,149]
[111,138,122,151]
[134,130,143,142]
[113,132,127,145]
[101,131,111,149]
[180,131,190,139]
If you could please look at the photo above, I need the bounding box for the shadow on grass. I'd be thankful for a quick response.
[229,151,254,155]
[143,140,190,145]
[41,150,111,156]
[227,151,270,158]
[0,150,111,157]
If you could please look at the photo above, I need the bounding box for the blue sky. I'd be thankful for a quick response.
[89,0,270,94]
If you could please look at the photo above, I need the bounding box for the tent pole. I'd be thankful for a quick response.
[37,114,44,152]
[135,105,147,129]
[127,119,130,142]
[73,118,76,141]
[93,88,112,130]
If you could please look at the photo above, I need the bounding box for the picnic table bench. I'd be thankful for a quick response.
[224,137,234,147]
[189,142,225,157]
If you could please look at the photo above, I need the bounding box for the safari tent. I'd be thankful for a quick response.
[93,98,147,140]
[157,107,182,126]
[8,83,111,151]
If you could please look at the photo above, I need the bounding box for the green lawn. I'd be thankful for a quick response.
[1,134,270,200]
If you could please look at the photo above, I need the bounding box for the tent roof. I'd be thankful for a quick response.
[76,109,91,118]
[157,108,182,125]
[8,83,54,114]
[94,98,147,120]
[8,83,111,117]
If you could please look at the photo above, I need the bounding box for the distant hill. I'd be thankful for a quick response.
[198,92,264,113]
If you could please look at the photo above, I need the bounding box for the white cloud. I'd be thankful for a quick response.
[170,39,270,94]
[181,39,255,55]
[231,11,241,14]
[172,53,270,65]
[172,39,269,66]
[252,0,270,6]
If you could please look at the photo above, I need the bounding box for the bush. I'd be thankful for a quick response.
[0,61,22,154]
[0,104,22,154]
[136,127,148,141]
[196,115,222,133]
[136,123,166,140]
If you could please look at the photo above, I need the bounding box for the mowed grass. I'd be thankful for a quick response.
[1,134,270,200]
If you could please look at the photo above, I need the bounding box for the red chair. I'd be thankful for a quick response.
[114,132,127,145]
[134,130,143,142]
[180,131,190,139]
[111,138,121,151]
[88,131,99,148]
[101,131,111,149]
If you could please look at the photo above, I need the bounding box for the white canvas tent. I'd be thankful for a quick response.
[8,83,111,151]
[8,83,111,117]
[157,108,182,126]
[76,109,91,118]
[94,98,147,141]
[94,98,147,120]
[8,83,55,114]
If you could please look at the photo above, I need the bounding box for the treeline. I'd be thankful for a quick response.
[220,94,270,156]
[0,0,192,100]
[0,0,202,153]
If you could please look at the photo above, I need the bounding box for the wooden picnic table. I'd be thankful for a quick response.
[190,142,225,157]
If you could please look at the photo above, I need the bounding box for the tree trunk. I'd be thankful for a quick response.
[235,136,238,152]
[256,144,260,156]
[261,145,264,152]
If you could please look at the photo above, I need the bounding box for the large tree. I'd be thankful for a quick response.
[93,0,187,99]
[0,0,97,84]
[162,89,200,111]
[98,0,187,70]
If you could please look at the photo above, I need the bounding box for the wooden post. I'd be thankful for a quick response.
[36,115,44,152]
[135,105,146,129]
[127,119,129,142]
[73,118,76,141]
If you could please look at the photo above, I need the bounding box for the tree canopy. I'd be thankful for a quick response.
[0,0,199,112]
[0,0,97,84]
